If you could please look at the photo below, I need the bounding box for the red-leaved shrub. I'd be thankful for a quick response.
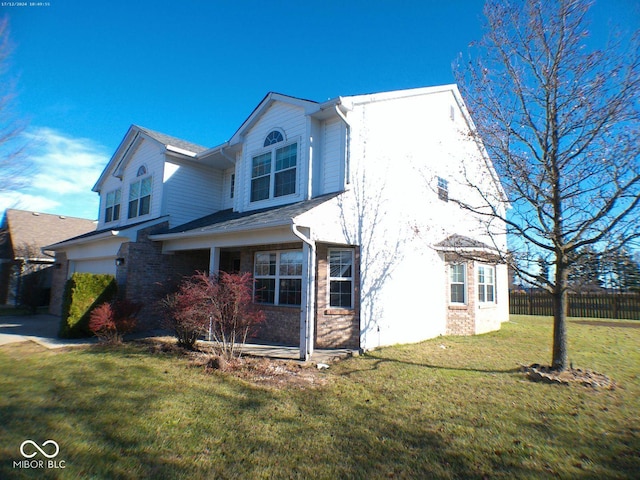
[89,299,141,344]
[161,272,265,356]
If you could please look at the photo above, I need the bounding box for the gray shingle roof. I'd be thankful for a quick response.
[434,234,495,251]
[163,193,341,235]
[136,126,208,154]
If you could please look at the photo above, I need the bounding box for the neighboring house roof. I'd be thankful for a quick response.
[1,209,96,260]
[153,193,341,240]
[45,216,169,250]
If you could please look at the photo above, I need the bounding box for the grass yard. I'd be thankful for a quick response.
[1,315,638,479]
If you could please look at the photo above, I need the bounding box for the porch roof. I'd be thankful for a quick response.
[151,193,341,241]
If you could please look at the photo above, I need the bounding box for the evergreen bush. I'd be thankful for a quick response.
[58,273,117,338]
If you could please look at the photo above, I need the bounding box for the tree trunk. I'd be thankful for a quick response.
[552,266,569,371]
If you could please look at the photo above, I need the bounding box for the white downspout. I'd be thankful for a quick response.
[335,105,351,185]
[291,223,316,361]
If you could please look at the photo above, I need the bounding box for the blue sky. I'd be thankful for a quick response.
[0,0,637,219]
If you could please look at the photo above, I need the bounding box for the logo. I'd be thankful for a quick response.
[20,440,59,459]
[13,440,65,470]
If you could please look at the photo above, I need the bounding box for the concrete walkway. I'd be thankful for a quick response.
[0,314,97,349]
[0,314,357,363]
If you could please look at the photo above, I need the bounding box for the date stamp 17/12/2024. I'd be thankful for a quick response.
[1,2,52,7]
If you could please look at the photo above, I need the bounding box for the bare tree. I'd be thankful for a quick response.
[455,0,640,370]
[0,16,29,197]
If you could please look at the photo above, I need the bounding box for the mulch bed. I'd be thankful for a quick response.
[521,363,615,389]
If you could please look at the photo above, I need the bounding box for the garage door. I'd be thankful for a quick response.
[70,258,116,276]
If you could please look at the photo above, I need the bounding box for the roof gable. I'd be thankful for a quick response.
[228,92,319,145]
[92,125,208,192]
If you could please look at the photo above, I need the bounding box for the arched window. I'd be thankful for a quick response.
[263,130,284,147]
[136,165,147,177]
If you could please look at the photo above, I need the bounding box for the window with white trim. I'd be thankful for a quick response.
[329,249,354,308]
[254,250,303,306]
[437,176,449,202]
[104,188,121,223]
[478,264,496,303]
[250,132,297,202]
[128,176,152,219]
[449,263,466,304]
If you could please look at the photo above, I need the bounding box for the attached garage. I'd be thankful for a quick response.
[69,257,116,276]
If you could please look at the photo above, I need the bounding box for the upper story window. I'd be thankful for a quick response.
[254,250,303,306]
[264,130,284,147]
[128,176,152,219]
[478,264,496,303]
[437,176,449,202]
[104,188,121,223]
[449,263,466,304]
[251,141,298,202]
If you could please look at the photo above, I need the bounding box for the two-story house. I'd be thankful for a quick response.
[47,85,510,359]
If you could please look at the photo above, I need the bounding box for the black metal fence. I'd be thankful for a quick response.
[509,291,640,320]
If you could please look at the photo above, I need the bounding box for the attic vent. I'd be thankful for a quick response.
[137,165,148,177]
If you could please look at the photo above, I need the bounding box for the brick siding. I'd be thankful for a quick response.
[444,253,476,335]
[315,244,360,349]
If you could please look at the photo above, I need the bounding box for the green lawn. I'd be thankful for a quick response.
[1,316,638,479]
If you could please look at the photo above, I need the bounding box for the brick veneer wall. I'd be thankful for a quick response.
[123,223,210,330]
[315,244,360,349]
[48,252,68,316]
[444,253,476,335]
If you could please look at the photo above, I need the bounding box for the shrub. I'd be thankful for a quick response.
[89,299,141,344]
[59,273,117,338]
[161,271,265,356]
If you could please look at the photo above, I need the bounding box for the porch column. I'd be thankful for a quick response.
[209,246,220,275]
[296,232,316,360]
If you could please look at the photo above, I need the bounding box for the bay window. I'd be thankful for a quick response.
[478,265,496,303]
[450,263,466,304]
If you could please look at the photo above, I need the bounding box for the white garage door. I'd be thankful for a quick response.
[70,258,117,276]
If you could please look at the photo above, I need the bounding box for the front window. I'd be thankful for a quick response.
[478,265,496,303]
[254,250,303,306]
[128,176,152,219]
[437,176,449,202]
[450,263,466,304]
[250,136,298,202]
[104,188,121,223]
[329,249,354,308]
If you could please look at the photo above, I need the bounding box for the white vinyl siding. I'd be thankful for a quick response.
[239,102,306,211]
[322,118,344,193]
[163,161,223,227]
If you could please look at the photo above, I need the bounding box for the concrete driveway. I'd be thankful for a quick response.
[0,314,97,349]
